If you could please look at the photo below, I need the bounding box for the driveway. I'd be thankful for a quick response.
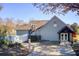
[28,41,76,56]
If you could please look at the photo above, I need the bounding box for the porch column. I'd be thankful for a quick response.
[70,33,72,42]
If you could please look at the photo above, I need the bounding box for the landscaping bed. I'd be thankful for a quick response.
[0,41,34,56]
[72,44,79,56]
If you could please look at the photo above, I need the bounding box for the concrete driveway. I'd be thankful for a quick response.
[28,41,76,56]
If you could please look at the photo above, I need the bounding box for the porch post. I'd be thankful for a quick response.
[59,33,60,43]
[60,33,63,42]
[70,33,73,42]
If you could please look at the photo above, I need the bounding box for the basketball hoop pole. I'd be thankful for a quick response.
[28,30,31,52]
[28,25,33,52]
[28,38,31,52]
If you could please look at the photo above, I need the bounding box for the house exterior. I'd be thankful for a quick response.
[16,24,31,35]
[16,20,47,35]
[31,16,74,43]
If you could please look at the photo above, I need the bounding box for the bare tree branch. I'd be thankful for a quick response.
[33,3,79,15]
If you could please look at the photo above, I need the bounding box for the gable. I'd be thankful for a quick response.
[58,26,74,33]
[33,15,66,32]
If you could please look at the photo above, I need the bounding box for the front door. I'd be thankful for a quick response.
[60,33,68,42]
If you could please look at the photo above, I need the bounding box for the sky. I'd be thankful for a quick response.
[0,3,79,25]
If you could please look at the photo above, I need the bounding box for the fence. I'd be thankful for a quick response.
[5,34,28,43]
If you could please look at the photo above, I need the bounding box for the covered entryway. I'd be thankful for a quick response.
[60,33,68,41]
[58,26,74,43]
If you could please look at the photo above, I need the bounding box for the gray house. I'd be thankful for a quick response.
[16,20,47,35]
[32,16,74,43]
[16,24,30,35]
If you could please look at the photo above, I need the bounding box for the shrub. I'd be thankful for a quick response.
[19,43,25,48]
[8,42,25,48]
[0,39,10,45]
[30,35,41,42]
[14,42,25,48]
[1,44,8,49]
[72,44,79,51]
[8,43,15,48]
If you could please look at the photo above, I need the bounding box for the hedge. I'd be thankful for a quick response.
[30,35,41,42]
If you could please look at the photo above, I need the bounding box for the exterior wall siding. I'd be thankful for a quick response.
[32,16,66,41]
[16,30,28,35]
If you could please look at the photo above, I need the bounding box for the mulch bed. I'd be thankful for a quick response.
[0,44,34,56]
[72,44,79,56]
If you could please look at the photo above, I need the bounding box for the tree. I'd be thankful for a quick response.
[71,23,78,32]
[33,3,79,15]
[0,18,7,40]
[0,5,4,36]
[5,18,16,35]
[0,18,5,35]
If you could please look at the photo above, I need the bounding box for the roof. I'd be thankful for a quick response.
[29,20,48,30]
[32,16,74,33]
[16,23,31,30]
[16,20,47,31]
[16,16,74,33]
[58,26,74,33]
[33,15,66,32]
[66,24,74,31]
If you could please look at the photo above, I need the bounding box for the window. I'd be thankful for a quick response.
[53,21,57,27]
[53,24,57,27]
[61,34,63,40]
[65,34,67,40]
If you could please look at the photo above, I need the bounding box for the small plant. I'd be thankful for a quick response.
[2,44,8,49]
[15,42,25,48]
[19,43,25,48]
[8,43,15,48]
[0,39,10,45]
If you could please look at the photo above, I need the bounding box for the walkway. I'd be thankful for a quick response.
[28,41,76,56]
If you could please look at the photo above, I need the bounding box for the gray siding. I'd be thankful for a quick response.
[32,16,66,41]
[16,30,28,35]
